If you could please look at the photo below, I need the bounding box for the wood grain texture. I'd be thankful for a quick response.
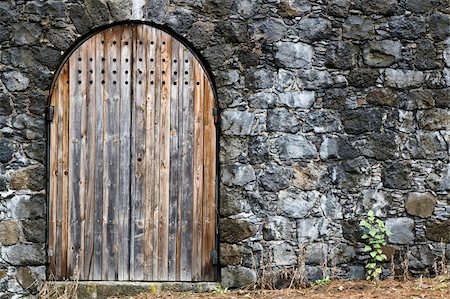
[68,47,83,279]
[92,31,105,281]
[180,51,194,281]
[118,25,132,281]
[168,37,181,281]
[174,46,186,281]
[104,26,122,280]
[131,24,147,281]
[142,25,155,281]
[83,35,96,281]
[48,23,217,282]
[61,63,70,280]
[192,59,204,281]
[158,31,171,281]
[151,28,162,280]
[202,75,217,280]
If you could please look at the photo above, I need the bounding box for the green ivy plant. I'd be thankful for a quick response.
[313,276,331,286]
[359,210,391,280]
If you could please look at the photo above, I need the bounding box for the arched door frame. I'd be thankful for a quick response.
[45,21,220,281]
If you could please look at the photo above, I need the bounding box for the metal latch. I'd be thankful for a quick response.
[46,106,55,122]
[211,249,218,265]
[212,108,219,124]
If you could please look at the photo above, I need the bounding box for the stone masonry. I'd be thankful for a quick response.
[0,0,449,297]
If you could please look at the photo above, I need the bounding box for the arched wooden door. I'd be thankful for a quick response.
[48,23,217,282]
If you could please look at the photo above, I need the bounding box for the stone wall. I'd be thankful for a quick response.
[0,0,449,296]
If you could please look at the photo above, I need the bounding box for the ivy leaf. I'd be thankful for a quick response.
[360,220,370,228]
[375,255,384,261]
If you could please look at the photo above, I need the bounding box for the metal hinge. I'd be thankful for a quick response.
[46,106,55,122]
[212,108,219,124]
[211,249,218,265]
[48,249,53,257]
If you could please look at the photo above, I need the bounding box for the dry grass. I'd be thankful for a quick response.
[123,276,450,299]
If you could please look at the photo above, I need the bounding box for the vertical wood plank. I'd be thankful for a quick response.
[48,81,57,277]
[168,37,180,281]
[192,59,204,281]
[102,27,122,280]
[151,28,162,280]
[50,65,66,278]
[143,25,156,281]
[180,51,194,281]
[78,40,90,281]
[60,63,70,280]
[175,46,185,281]
[68,48,84,279]
[202,76,217,281]
[130,24,146,281]
[92,31,105,281]
[118,24,132,281]
[158,31,171,281]
[83,35,97,280]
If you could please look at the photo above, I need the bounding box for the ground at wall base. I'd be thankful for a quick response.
[117,276,450,299]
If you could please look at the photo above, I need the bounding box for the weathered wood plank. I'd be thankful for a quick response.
[192,59,204,281]
[103,26,122,280]
[130,24,146,281]
[175,46,186,281]
[92,31,105,281]
[151,28,162,280]
[83,35,97,280]
[143,25,156,281]
[168,37,181,281]
[202,75,217,281]
[68,48,83,279]
[78,41,90,281]
[101,29,111,280]
[180,51,194,281]
[158,31,171,281]
[60,62,70,280]
[118,24,132,281]
[49,64,64,278]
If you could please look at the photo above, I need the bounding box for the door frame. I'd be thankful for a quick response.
[45,21,220,281]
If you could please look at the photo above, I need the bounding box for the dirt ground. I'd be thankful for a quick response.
[119,276,450,299]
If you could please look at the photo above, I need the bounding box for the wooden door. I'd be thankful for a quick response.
[48,24,217,282]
